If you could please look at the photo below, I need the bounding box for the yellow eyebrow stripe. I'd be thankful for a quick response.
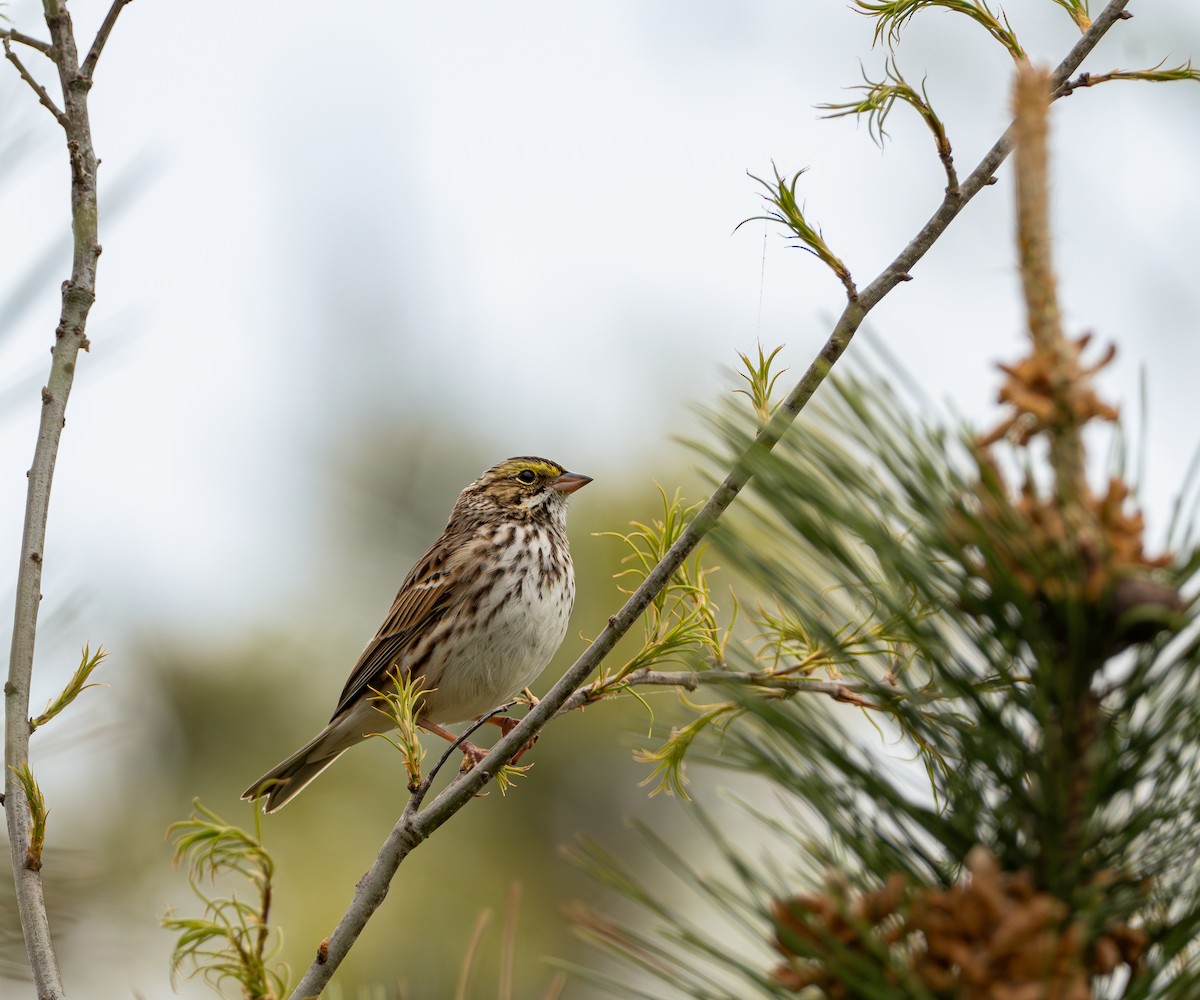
[494,459,561,479]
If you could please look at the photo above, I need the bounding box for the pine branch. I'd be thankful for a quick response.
[582,332,1195,998]
[286,3,1136,996]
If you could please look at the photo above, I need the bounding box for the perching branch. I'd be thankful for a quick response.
[4,1,127,996]
[286,2,1135,996]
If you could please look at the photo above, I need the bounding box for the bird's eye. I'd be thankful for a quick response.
[516,469,537,484]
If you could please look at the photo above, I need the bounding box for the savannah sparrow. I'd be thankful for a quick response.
[242,456,591,813]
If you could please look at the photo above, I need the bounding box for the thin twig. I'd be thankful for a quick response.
[422,702,517,796]
[0,28,54,56]
[553,667,875,715]
[81,0,132,81]
[3,38,67,126]
[1056,62,1200,96]
[286,3,1132,996]
[937,146,960,198]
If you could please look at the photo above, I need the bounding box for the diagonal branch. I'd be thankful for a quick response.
[287,1,1133,996]
[81,0,132,81]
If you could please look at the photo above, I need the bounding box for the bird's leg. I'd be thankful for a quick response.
[420,720,489,770]
[485,714,538,763]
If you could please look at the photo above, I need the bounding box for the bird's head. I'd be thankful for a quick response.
[461,456,591,521]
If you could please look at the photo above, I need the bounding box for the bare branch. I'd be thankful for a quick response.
[286,2,1135,996]
[81,0,133,81]
[2,38,67,127]
[5,0,124,994]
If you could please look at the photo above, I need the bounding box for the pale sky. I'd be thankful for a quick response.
[3,1,1197,642]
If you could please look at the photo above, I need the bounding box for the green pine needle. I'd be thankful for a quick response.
[740,167,857,298]
[734,343,787,426]
[1050,0,1091,31]
[599,486,723,682]
[819,58,950,161]
[853,0,1024,61]
[634,704,739,799]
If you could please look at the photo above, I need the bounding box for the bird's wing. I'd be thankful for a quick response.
[329,538,469,721]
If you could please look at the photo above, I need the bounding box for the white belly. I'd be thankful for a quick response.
[418,531,574,723]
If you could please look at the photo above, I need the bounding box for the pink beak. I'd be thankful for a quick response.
[550,471,592,494]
